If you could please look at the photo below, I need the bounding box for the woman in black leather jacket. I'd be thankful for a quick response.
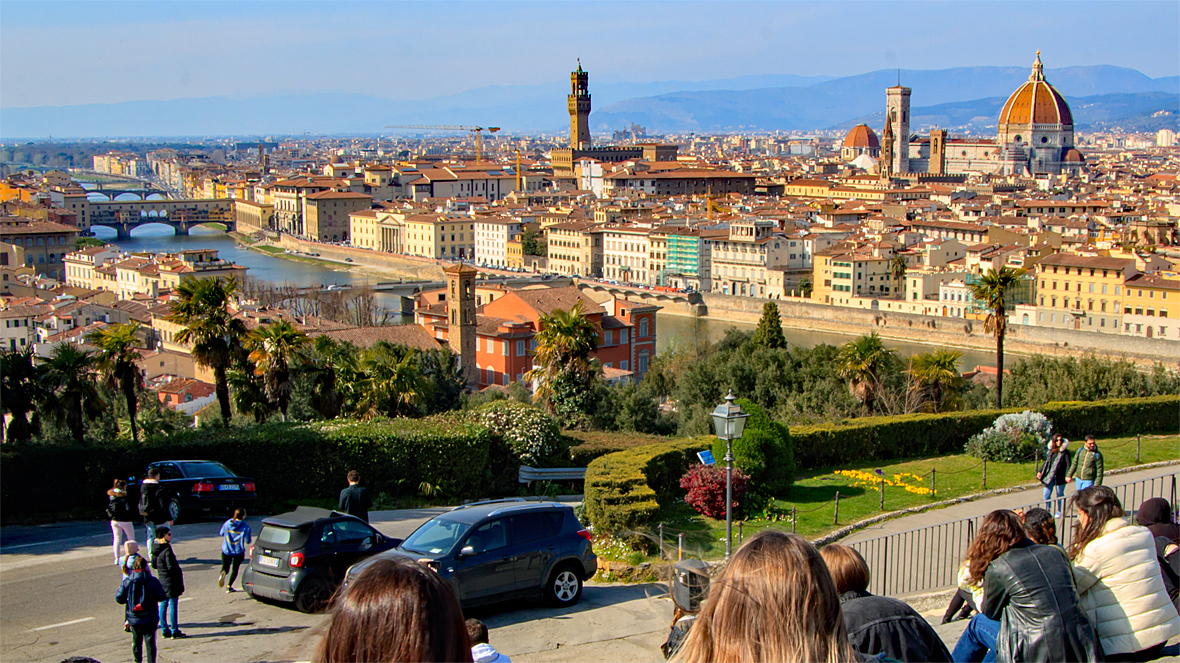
[951,510,1101,663]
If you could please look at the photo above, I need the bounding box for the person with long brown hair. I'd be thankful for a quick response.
[1070,487,1180,662]
[672,530,859,663]
[951,510,1099,663]
[316,557,472,663]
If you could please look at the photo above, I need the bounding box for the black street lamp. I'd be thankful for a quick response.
[711,390,748,559]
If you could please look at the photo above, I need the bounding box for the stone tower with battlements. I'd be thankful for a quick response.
[568,61,592,150]
[444,262,478,387]
[886,85,911,174]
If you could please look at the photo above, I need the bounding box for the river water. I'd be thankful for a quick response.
[94,225,997,368]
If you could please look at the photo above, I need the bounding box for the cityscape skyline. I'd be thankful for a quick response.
[2,1,1178,110]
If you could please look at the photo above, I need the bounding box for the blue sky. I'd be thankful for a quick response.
[2,1,1177,108]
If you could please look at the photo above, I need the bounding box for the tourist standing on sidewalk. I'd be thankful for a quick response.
[138,469,171,552]
[219,509,252,592]
[1070,487,1180,662]
[1066,435,1104,491]
[466,618,511,663]
[951,510,1099,663]
[338,470,372,523]
[150,526,186,639]
[1037,435,1071,517]
[108,479,137,566]
[116,556,167,663]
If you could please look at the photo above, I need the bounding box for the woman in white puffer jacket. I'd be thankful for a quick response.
[1070,486,1180,662]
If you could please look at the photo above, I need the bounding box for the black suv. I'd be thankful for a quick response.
[242,507,401,613]
[344,499,596,609]
[130,460,257,524]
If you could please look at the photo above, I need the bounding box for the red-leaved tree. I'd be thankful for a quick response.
[680,464,750,519]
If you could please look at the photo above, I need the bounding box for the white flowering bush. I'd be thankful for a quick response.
[477,401,569,467]
[966,410,1052,462]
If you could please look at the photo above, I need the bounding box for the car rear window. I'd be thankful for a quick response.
[258,525,309,551]
[179,462,235,478]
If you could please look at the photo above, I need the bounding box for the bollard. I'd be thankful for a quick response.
[982,458,988,490]
[659,523,665,560]
[792,506,797,534]
[834,491,841,525]
[1137,434,1141,464]
[880,477,885,510]
[738,520,743,544]
[678,532,685,561]
[931,468,937,496]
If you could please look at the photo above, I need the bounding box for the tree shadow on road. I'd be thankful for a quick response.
[177,625,309,638]
[466,582,670,628]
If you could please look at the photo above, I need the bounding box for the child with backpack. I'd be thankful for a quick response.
[115,556,167,663]
[119,541,147,633]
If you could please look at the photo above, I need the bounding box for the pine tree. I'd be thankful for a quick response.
[751,301,787,349]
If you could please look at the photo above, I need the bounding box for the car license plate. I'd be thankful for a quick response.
[257,555,280,568]
[219,484,240,491]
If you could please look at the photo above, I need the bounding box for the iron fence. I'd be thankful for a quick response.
[848,471,1177,597]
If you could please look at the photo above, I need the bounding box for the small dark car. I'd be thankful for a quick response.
[130,460,256,524]
[242,506,401,613]
[343,499,596,609]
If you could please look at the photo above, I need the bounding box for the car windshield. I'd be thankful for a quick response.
[400,517,471,555]
[179,462,235,478]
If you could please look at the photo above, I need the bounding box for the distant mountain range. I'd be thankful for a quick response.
[1,66,1175,139]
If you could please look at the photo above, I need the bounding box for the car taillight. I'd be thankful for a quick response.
[289,552,304,568]
[193,482,215,492]
[248,544,254,558]
[243,482,256,492]
[576,529,593,543]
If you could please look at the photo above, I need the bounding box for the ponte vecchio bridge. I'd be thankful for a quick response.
[87,198,236,238]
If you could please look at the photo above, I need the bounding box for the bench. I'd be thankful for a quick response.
[518,466,587,484]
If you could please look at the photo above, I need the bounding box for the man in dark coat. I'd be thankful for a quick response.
[821,545,952,662]
[338,470,372,523]
[139,469,171,552]
[116,556,167,663]
[149,526,186,639]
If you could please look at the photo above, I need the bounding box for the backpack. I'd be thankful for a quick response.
[138,485,151,517]
[105,499,118,520]
[128,575,152,613]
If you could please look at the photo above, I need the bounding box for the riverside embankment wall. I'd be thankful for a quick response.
[274,235,445,282]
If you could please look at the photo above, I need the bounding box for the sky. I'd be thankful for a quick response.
[2,1,1177,109]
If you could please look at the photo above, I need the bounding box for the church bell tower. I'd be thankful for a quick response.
[886,84,911,174]
[444,262,478,387]
[568,60,592,150]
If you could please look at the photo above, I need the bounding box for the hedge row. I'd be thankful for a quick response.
[565,430,669,467]
[0,416,515,524]
[1040,395,1180,439]
[583,437,711,533]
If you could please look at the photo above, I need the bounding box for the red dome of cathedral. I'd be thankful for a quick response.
[998,52,1073,126]
[1063,148,1085,162]
[843,124,880,149]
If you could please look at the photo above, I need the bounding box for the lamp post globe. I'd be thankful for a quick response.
[710,390,748,558]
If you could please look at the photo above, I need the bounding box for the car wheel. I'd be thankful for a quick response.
[167,498,182,524]
[545,564,584,607]
[294,576,335,614]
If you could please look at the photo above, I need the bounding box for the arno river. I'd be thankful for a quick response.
[94,225,998,369]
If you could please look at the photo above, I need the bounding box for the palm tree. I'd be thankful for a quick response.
[228,363,274,424]
[169,277,248,425]
[357,345,429,418]
[968,267,1026,408]
[0,348,45,443]
[889,254,907,297]
[909,348,965,412]
[298,336,346,419]
[835,332,899,415]
[88,322,145,443]
[799,277,814,299]
[247,320,309,421]
[526,299,600,414]
[41,344,106,444]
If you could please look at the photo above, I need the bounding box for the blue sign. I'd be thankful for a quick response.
[697,450,716,466]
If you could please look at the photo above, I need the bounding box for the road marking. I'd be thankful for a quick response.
[31,617,94,631]
[179,597,194,602]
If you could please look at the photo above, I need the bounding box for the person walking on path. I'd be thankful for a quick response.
[1070,486,1180,661]
[138,469,171,552]
[116,555,167,663]
[1066,435,1104,491]
[338,470,372,523]
[108,479,137,566]
[149,526,186,639]
[219,509,252,593]
[119,540,146,634]
[1036,435,1071,517]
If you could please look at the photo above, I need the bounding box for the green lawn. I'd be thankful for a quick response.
[250,244,285,254]
[614,433,1178,562]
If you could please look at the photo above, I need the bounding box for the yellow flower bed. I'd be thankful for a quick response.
[834,469,934,496]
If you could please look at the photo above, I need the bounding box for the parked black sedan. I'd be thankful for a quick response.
[130,460,257,524]
[242,507,401,613]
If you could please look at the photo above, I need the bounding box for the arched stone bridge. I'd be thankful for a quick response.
[87,198,236,238]
[576,280,708,316]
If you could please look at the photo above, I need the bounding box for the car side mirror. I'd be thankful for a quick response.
[459,545,475,558]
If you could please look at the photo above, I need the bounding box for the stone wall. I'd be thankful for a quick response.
[274,235,445,282]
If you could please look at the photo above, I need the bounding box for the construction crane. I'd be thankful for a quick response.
[384,124,501,163]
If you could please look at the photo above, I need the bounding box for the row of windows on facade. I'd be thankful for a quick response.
[4,235,71,247]
[1039,297,1132,314]
[1042,280,1128,296]
[5,318,31,328]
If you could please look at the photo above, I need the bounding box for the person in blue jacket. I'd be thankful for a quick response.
[218,509,252,593]
[116,556,167,663]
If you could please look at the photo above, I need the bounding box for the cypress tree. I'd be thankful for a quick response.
[752,301,787,349]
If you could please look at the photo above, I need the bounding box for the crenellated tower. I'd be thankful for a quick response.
[886,84,911,174]
[444,262,478,387]
[568,60,592,150]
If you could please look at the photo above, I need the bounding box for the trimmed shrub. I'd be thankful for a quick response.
[474,401,567,467]
[565,430,669,467]
[680,463,749,519]
[583,437,711,533]
[1041,395,1180,438]
[965,411,1051,462]
[710,398,794,496]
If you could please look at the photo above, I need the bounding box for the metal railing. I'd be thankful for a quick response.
[848,472,1178,598]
